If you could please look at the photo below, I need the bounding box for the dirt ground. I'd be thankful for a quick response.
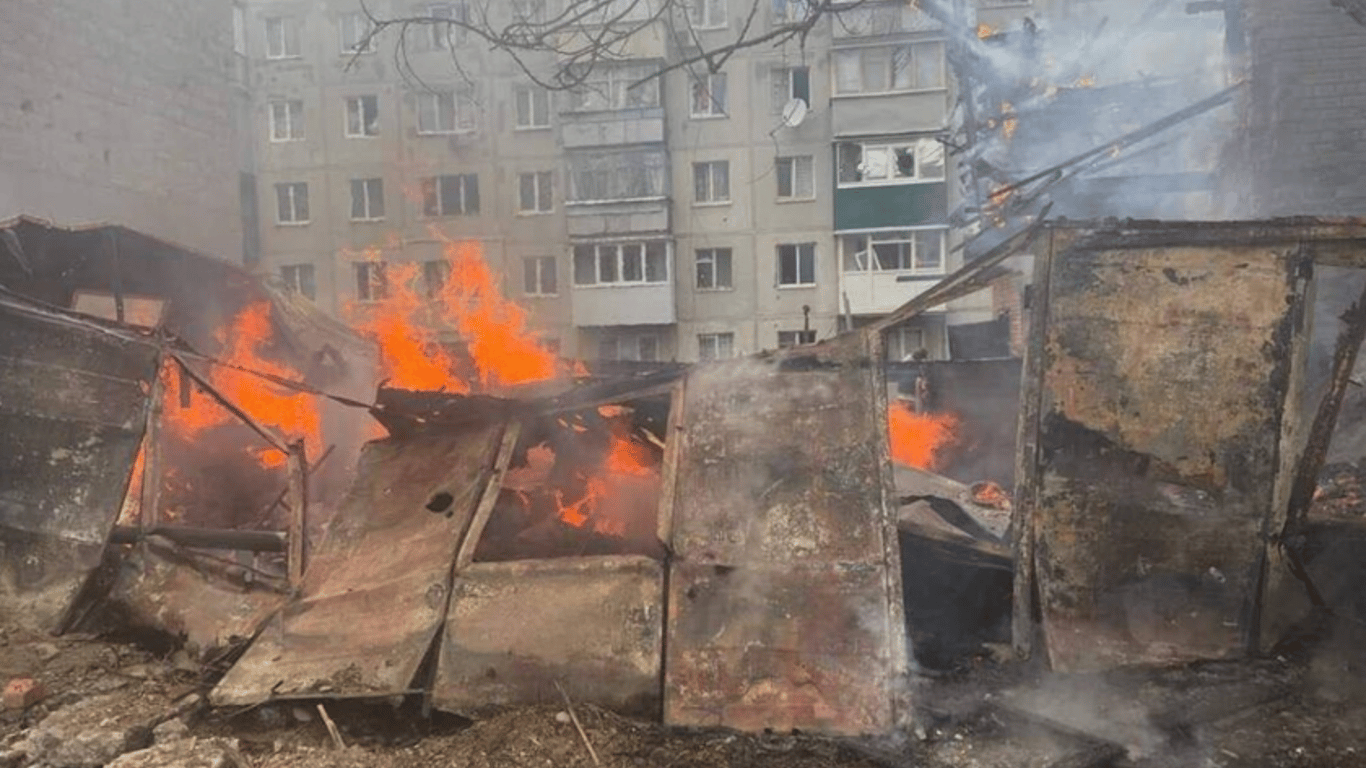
[5,619,1366,768]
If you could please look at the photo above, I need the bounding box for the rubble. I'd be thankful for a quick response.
[104,738,244,768]
[1,681,43,712]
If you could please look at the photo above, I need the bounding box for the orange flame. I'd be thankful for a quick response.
[887,402,959,471]
[349,257,470,392]
[1001,102,1018,141]
[977,23,994,39]
[554,415,660,536]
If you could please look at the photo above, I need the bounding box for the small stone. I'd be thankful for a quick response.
[3,678,46,710]
[290,706,314,724]
[32,643,61,663]
[554,711,572,724]
[152,718,189,744]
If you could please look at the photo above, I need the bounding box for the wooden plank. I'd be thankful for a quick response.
[654,381,686,547]
[286,440,308,586]
[454,422,521,572]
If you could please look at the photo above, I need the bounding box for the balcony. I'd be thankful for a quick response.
[565,197,670,238]
[840,270,943,316]
[570,240,677,327]
[561,108,665,149]
[831,3,942,39]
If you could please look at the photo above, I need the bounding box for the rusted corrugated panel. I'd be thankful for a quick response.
[664,342,908,735]
[432,556,663,716]
[0,297,158,633]
[1020,235,1310,671]
[210,425,509,705]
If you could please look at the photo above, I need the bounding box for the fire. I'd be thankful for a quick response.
[554,414,660,536]
[162,302,323,465]
[349,256,470,392]
[977,23,994,39]
[1075,75,1096,88]
[887,402,958,471]
[1001,102,1018,141]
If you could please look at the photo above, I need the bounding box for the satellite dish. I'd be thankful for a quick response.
[780,98,808,128]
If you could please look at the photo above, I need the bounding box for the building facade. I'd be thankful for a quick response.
[0,0,249,261]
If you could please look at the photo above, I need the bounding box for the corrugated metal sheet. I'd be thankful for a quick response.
[433,556,664,716]
[1017,230,1312,671]
[211,425,509,705]
[0,296,158,632]
[663,340,908,735]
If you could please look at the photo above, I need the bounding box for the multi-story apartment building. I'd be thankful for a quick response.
[236,0,1019,364]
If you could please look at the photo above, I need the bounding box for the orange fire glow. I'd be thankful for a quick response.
[554,415,660,536]
[977,23,995,39]
[162,302,322,465]
[350,257,470,393]
[1001,102,1018,141]
[887,402,959,471]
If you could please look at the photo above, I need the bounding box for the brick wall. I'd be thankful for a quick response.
[1244,0,1366,216]
[0,0,245,261]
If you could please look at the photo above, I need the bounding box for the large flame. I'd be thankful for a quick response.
[887,402,959,471]
[350,257,470,393]
[554,412,660,537]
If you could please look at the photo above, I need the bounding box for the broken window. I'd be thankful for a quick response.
[771,65,810,112]
[345,95,380,137]
[274,182,309,224]
[837,138,944,185]
[696,248,733,290]
[354,261,388,301]
[421,174,479,216]
[280,263,316,299]
[840,229,945,273]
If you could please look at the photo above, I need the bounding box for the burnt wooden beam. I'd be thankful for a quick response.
[110,526,288,552]
[170,353,289,455]
[286,440,308,586]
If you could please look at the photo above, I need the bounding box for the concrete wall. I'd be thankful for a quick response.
[0,0,245,261]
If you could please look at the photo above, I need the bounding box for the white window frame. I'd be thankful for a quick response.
[778,329,817,348]
[514,85,551,129]
[832,41,946,96]
[836,138,945,187]
[422,174,479,216]
[689,0,728,29]
[518,171,554,214]
[268,99,304,142]
[350,177,386,221]
[572,241,671,286]
[772,0,811,23]
[695,247,733,291]
[771,65,811,112]
[340,12,378,54]
[886,325,927,362]
[354,261,388,301]
[776,155,815,200]
[690,72,728,118]
[274,182,309,224]
[523,256,558,296]
[840,228,946,275]
[416,89,475,134]
[567,62,660,112]
[415,2,468,50]
[265,16,301,59]
[569,149,667,203]
[693,160,730,205]
[344,95,380,138]
[280,263,316,299]
[598,332,660,362]
[776,242,816,287]
[698,332,735,361]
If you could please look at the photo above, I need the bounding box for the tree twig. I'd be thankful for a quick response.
[316,703,347,750]
[554,680,601,766]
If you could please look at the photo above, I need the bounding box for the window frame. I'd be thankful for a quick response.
[514,85,552,129]
[832,41,946,96]
[518,171,554,214]
[274,182,310,225]
[689,0,728,29]
[344,95,380,138]
[839,228,946,274]
[349,177,386,221]
[339,12,378,55]
[776,155,815,201]
[567,62,660,112]
[770,65,811,112]
[422,259,451,298]
[414,2,468,51]
[777,329,817,348]
[568,149,668,203]
[698,332,735,361]
[280,263,316,299]
[776,242,816,287]
[836,138,945,188]
[416,88,475,135]
[354,261,389,302]
[421,174,480,217]
[690,72,729,118]
[693,160,731,205]
[571,241,671,287]
[695,247,733,291]
[265,16,301,59]
[268,99,305,142]
[523,255,559,296]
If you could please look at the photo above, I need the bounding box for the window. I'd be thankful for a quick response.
[417,89,474,134]
[568,63,659,111]
[695,248,732,290]
[274,182,309,224]
[514,86,551,129]
[523,256,558,296]
[777,242,816,286]
[841,230,945,273]
[690,72,728,117]
[776,155,814,200]
[572,242,669,286]
[421,174,480,216]
[778,330,816,348]
[598,333,660,362]
[513,0,548,23]
[886,325,927,362]
[281,264,316,299]
[837,139,945,185]
[340,12,377,54]
[771,66,810,111]
[350,178,385,221]
[268,99,304,141]
[518,171,553,213]
[414,3,468,50]
[569,149,667,201]
[233,5,247,57]
[265,16,301,59]
[698,333,735,361]
[690,0,727,28]
[423,259,450,298]
[355,262,388,301]
[833,42,946,94]
[345,95,379,137]
[693,161,730,204]
[772,0,811,23]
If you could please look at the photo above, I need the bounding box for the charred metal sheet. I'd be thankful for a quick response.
[664,340,908,735]
[0,295,158,633]
[210,424,509,705]
[103,537,287,654]
[432,556,663,716]
[1017,231,1312,671]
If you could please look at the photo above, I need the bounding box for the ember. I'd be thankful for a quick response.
[888,402,959,471]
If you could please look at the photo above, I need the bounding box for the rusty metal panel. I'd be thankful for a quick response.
[1021,236,1310,671]
[210,425,507,705]
[432,556,663,716]
[664,344,907,736]
[0,297,158,633]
